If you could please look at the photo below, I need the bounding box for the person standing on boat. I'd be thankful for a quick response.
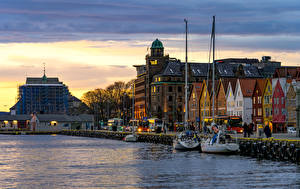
[210,124,219,144]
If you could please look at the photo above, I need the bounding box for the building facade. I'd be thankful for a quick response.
[262,78,273,130]
[252,79,266,129]
[15,74,69,114]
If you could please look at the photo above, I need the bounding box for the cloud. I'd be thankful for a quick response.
[0,0,300,41]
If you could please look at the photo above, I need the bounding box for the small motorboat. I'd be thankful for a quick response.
[173,130,200,150]
[124,133,138,142]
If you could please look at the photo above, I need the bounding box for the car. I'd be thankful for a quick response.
[287,127,296,134]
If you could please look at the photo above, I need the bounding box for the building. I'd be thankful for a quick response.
[0,114,94,131]
[252,79,266,129]
[262,78,273,130]
[272,80,286,132]
[239,79,256,124]
[188,83,202,127]
[133,39,281,125]
[286,83,297,128]
[14,73,70,114]
[226,80,237,116]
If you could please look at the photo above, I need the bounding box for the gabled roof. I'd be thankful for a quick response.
[239,79,256,97]
[256,79,267,92]
[193,83,203,99]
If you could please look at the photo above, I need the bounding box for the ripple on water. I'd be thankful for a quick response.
[0,135,298,189]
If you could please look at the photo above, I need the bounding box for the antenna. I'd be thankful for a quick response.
[43,62,46,76]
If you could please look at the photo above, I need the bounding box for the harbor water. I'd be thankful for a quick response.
[0,135,299,189]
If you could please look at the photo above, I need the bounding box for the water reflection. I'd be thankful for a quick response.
[0,135,298,189]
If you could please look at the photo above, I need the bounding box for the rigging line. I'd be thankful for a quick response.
[202,17,214,128]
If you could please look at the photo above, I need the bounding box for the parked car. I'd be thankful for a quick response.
[287,127,296,134]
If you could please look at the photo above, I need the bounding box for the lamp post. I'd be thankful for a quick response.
[123,92,127,125]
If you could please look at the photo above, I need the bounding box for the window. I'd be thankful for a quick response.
[282,108,285,115]
[168,96,173,102]
[253,109,256,116]
[178,86,182,92]
[168,86,173,92]
[253,97,256,104]
[258,108,262,116]
[281,97,284,104]
[258,96,262,104]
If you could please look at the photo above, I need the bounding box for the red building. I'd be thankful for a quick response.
[272,80,286,133]
[252,79,266,130]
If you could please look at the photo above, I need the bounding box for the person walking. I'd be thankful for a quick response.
[243,123,248,137]
[264,124,272,138]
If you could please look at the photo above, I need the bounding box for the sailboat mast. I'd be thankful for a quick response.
[212,16,216,122]
[184,18,188,129]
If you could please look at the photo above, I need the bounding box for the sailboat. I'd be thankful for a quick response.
[200,16,239,154]
[173,19,200,150]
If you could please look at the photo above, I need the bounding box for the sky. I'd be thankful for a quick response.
[1,0,300,111]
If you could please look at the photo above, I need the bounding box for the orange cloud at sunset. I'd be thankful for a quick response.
[0,38,300,111]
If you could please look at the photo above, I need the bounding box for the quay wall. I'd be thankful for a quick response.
[0,130,299,164]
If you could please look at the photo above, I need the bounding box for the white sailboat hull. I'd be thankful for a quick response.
[201,142,239,154]
[124,134,138,142]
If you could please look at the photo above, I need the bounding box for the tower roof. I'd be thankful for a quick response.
[151,38,164,49]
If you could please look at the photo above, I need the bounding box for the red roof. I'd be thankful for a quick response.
[239,79,256,97]
[256,79,267,92]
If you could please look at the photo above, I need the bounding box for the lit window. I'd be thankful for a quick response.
[50,121,57,126]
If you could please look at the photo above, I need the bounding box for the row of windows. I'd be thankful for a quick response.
[273,97,284,105]
[151,86,183,93]
[253,96,262,104]
[253,108,262,116]
[273,108,285,115]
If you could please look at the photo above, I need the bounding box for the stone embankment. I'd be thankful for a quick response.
[1,130,299,164]
[61,130,175,145]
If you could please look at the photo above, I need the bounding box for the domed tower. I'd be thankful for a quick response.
[151,39,164,57]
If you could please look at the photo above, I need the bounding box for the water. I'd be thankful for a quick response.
[0,135,299,189]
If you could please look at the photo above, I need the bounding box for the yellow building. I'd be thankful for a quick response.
[262,78,272,131]
[199,80,211,127]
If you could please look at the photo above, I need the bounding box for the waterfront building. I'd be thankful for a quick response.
[188,83,202,127]
[133,39,282,125]
[0,114,94,131]
[272,80,286,132]
[226,79,237,116]
[272,67,300,132]
[296,86,300,137]
[286,82,297,128]
[262,78,273,130]
[133,39,209,124]
[252,79,266,129]
[215,79,230,116]
[14,73,70,115]
[199,80,211,127]
[234,79,256,124]
[239,79,256,124]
